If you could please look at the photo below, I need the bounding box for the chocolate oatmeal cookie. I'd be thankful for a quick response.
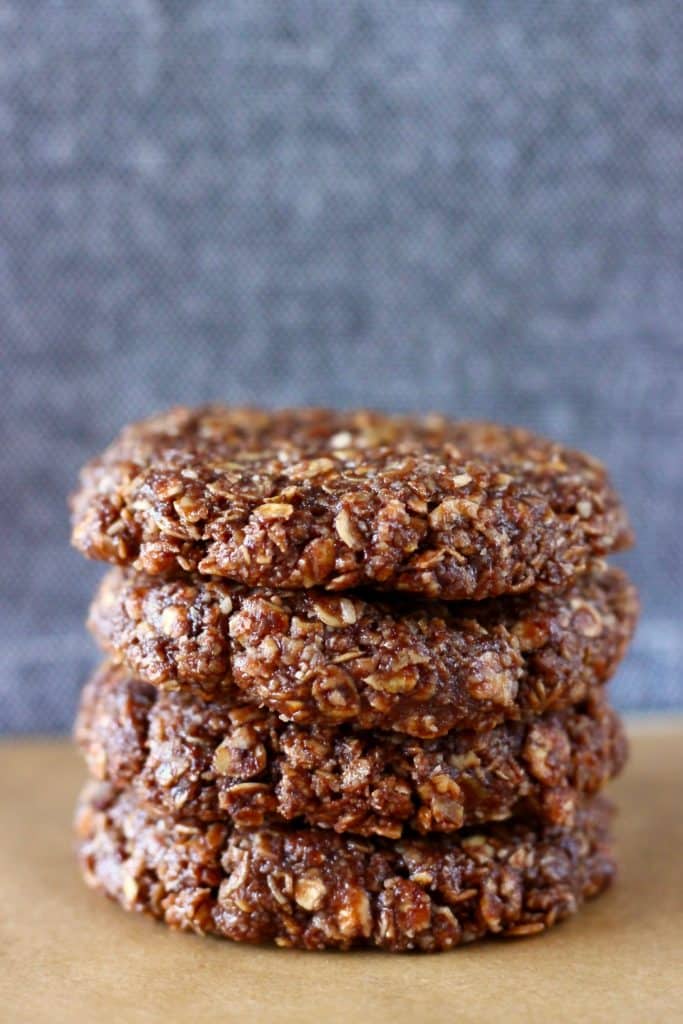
[71,407,632,600]
[75,783,616,952]
[76,663,627,836]
[88,565,638,736]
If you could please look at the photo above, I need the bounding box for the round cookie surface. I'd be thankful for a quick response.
[75,783,616,952]
[89,564,638,736]
[76,663,627,836]
[71,407,632,600]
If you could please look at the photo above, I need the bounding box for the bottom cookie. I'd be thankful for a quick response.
[75,783,616,952]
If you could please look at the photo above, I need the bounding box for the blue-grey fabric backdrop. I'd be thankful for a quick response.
[1,1,681,732]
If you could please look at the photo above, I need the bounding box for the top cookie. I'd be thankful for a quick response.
[71,407,632,600]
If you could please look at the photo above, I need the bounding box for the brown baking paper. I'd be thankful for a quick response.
[1,722,682,1024]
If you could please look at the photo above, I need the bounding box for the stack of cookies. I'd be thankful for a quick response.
[70,408,638,951]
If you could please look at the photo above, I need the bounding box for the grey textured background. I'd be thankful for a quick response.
[1,1,682,733]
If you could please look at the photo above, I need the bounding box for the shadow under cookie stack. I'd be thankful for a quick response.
[70,408,638,952]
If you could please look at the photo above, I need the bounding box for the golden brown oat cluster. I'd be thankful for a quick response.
[70,406,637,951]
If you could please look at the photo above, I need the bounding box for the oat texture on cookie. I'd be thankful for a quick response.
[88,564,638,735]
[71,407,633,601]
[70,405,637,952]
[76,783,617,952]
